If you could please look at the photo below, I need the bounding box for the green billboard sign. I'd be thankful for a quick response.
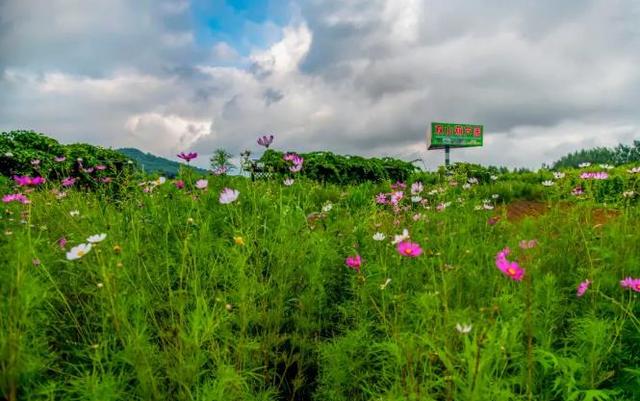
[428,122,483,150]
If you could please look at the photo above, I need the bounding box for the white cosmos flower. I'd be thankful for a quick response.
[69,210,80,217]
[455,323,473,334]
[372,232,386,241]
[599,164,613,170]
[87,233,107,243]
[628,167,640,174]
[623,191,635,198]
[462,183,471,190]
[195,179,208,190]
[474,205,483,211]
[467,177,479,184]
[491,194,500,199]
[322,202,333,212]
[283,178,294,186]
[553,172,565,179]
[66,243,92,260]
[411,195,422,203]
[578,162,591,168]
[490,175,498,181]
[391,229,410,244]
[542,180,555,186]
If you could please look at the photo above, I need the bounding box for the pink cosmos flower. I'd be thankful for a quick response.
[2,193,30,204]
[195,179,208,190]
[177,152,198,162]
[219,188,239,204]
[31,159,40,166]
[83,167,94,173]
[257,134,274,148]
[212,166,228,175]
[54,156,66,162]
[391,181,406,190]
[101,177,112,183]
[577,279,591,297]
[58,237,67,248]
[14,175,44,186]
[411,181,423,195]
[580,172,609,180]
[289,163,303,173]
[61,177,76,187]
[519,239,537,249]
[488,216,500,226]
[375,193,387,204]
[620,277,640,292]
[396,241,423,257]
[345,255,362,272]
[495,247,525,281]
[571,186,584,196]
[95,164,107,171]
[389,191,404,205]
[174,180,185,189]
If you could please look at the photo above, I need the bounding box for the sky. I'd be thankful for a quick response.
[1,0,639,169]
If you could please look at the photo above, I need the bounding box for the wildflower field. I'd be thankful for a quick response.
[2,156,640,400]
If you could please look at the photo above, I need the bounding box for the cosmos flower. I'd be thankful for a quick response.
[541,180,554,186]
[519,239,537,249]
[31,159,40,166]
[392,229,410,244]
[195,179,208,190]
[13,176,45,186]
[467,177,479,184]
[411,195,422,203]
[553,172,565,179]
[389,191,404,205]
[599,164,613,170]
[490,175,498,181]
[283,178,294,186]
[627,167,640,174]
[455,323,473,334]
[391,181,406,190]
[372,232,386,241]
[620,277,640,292]
[69,210,80,217]
[257,134,274,148]
[101,177,112,183]
[495,247,525,281]
[177,152,198,162]
[66,243,92,260]
[375,193,387,204]
[411,182,423,195]
[61,177,76,187]
[578,162,591,168]
[396,241,423,257]
[580,172,608,180]
[219,188,239,204]
[95,164,107,171]
[345,255,362,272]
[174,180,185,189]
[86,233,107,243]
[322,202,333,212]
[58,237,67,248]
[577,280,591,297]
[571,186,584,196]
[54,156,66,162]
[2,193,30,204]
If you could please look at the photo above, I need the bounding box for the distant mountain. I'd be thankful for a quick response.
[117,148,208,177]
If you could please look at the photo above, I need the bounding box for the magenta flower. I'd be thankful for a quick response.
[389,191,404,205]
[391,181,406,190]
[577,279,591,297]
[375,193,387,204]
[54,156,66,162]
[396,241,423,257]
[2,193,30,204]
[345,255,362,272]
[61,177,76,187]
[519,239,537,249]
[177,152,198,162]
[174,180,185,189]
[495,247,525,281]
[257,134,274,148]
[13,176,34,186]
[620,277,640,292]
[58,237,68,248]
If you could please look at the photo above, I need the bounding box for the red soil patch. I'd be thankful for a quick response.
[500,200,619,225]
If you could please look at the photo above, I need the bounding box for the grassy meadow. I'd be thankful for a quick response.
[2,166,640,400]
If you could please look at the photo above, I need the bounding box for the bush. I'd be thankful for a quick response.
[259,150,417,184]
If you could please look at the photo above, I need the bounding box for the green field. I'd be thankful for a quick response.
[2,166,640,400]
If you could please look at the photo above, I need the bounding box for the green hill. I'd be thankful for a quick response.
[117,148,208,177]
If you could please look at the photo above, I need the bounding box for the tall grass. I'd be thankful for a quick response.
[1,173,640,400]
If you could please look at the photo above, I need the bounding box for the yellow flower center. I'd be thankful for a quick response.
[404,248,413,254]
[77,250,85,257]
[507,267,516,276]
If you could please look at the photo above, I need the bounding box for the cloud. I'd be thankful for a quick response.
[1,0,639,169]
